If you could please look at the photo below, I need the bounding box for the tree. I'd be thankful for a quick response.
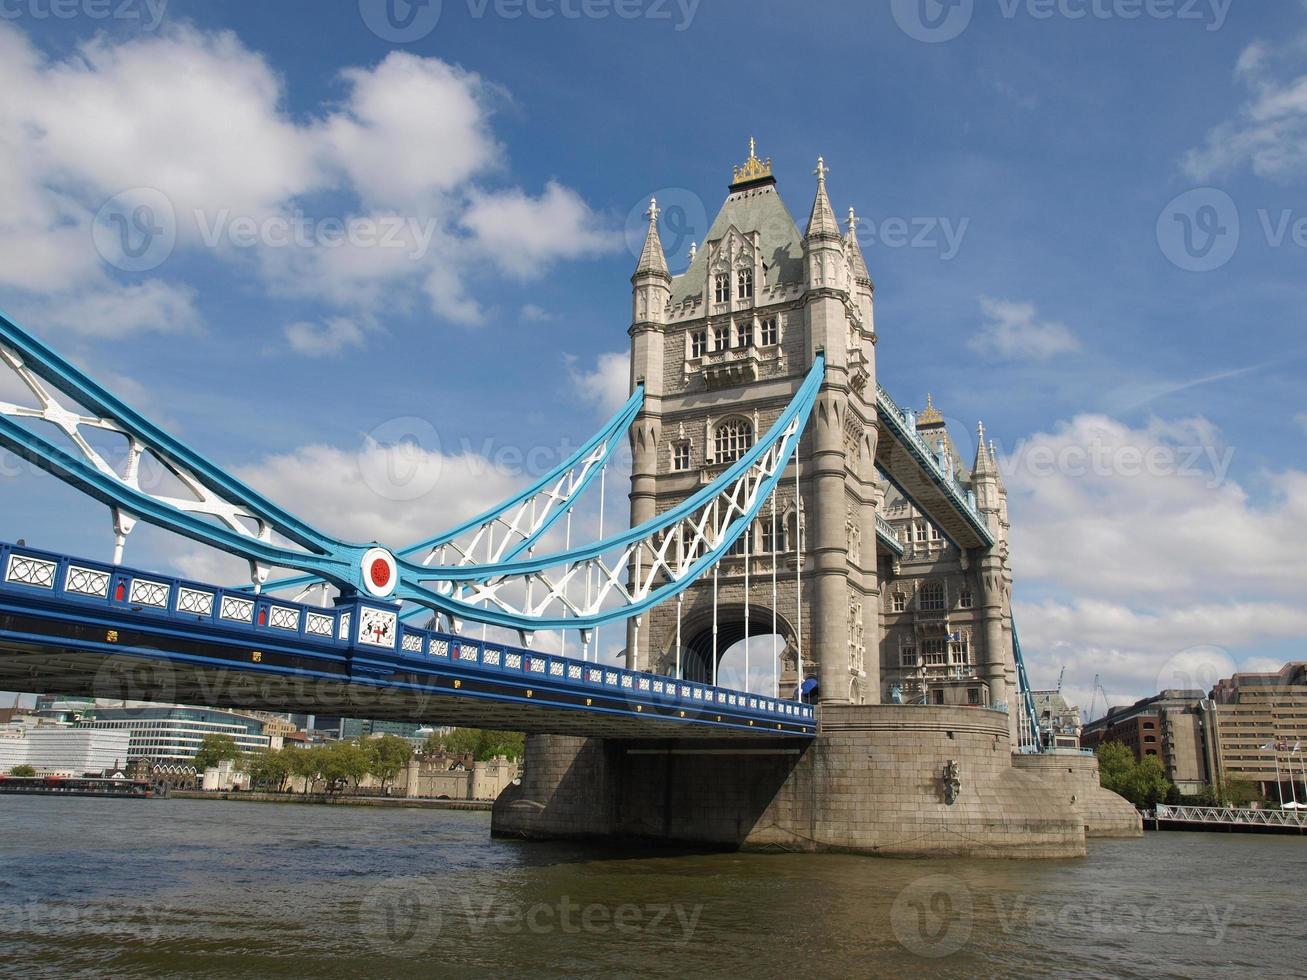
[1222,777,1262,807]
[1131,755,1171,808]
[1096,742,1136,798]
[474,730,525,762]
[1096,742,1174,808]
[247,748,291,791]
[288,746,323,792]
[320,740,370,793]
[10,764,36,777]
[193,734,241,772]
[366,735,413,792]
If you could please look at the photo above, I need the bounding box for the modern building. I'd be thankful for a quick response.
[78,705,270,763]
[1080,689,1203,763]
[0,721,132,776]
[340,718,427,741]
[1199,663,1307,802]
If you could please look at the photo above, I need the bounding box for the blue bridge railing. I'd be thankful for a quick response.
[0,541,816,734]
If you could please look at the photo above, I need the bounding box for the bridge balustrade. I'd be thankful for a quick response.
[0,541,815,733]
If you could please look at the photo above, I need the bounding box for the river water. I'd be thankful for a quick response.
[0,797,1303,978]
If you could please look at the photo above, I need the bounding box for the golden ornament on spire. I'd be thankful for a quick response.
[918,394,944,426]
[731,136,773,186]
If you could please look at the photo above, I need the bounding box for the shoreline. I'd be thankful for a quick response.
[167,789,493,811]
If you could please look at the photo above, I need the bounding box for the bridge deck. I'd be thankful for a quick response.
[876,385,994,551]
[0,543,815,740]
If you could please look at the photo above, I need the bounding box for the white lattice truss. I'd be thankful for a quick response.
[1153,804,1307,828]
[421,409,804,632]
[0,344,274,566]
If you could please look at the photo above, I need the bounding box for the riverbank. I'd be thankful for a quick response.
[168,789,492,811]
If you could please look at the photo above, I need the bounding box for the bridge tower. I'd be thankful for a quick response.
[626,143,881,704]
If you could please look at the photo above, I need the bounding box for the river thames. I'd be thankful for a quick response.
[1,797,1302,977]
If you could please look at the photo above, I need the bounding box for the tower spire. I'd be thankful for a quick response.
[973,421,996,475]
[805,156,840,242]
[845,205,871,284]
[634,197,669,279]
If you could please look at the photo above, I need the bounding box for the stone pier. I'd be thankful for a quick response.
[493,705,1139,858]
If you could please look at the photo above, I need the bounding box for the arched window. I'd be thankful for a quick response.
[714,273,730,303]
[737,268,754,299]
[714,418,753,464]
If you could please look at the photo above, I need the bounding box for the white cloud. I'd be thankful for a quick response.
[1184,38,1307,181]
[0,24,613,336]
[17,281,201,338]
[320,53,501,212]
[284,317,366,357]
[462,181,620,279]
[969,297,1080,361]
[1006,411,1307,707]
[520,303,553,322]
[565,351,630,415]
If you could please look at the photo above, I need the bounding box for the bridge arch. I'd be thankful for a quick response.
[671,603,797,691]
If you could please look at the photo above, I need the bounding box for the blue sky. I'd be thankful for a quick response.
[1,0,1305,712]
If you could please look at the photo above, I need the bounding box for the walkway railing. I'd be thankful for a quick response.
[1153,804,1307,829]
[874,514,904,557]
[875,383,993,547]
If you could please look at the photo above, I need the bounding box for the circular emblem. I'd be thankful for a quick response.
[360,547,398,599]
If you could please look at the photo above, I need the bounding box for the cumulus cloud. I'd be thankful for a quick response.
[462,181,621,279]
[969,297,1080,361]
[0,24,615,336]
[283,317,366,357]
[1184,37,1307,181]
[565,351,630,415]
[1004,411,1307,708]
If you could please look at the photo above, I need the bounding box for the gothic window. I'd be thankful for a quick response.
[690,330,707,358]
[737,320,752,347]
[968,688,981,706]
[900,641,918,668]
[922,638,948,667]
[714,273,730,303]
[914,523,927,543]
[892,592,906,613]
[672,441,691,472]
[950,633,971,666]
[714,324,730,350]
[714,418,753,464]
[919,581,945,611]
[760,515,785,554]
[728,530,749,557]
[959,588,973,609]
[760,316,778,346]
[929,525,942,541]
[737,268,754,299]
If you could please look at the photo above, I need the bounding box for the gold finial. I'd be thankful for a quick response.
[813,156,829,184]
[919,394,944,426]
[732,137,773,186]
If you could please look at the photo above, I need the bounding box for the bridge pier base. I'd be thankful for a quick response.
[1010,750,1143,838]
[494,705,1128,857]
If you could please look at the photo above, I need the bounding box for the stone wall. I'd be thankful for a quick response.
[495,704,1100,858]
[1011,750,1143,838]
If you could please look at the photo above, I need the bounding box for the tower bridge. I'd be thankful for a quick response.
[0,142,1142,857]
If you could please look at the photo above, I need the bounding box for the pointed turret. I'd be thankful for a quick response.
[805,157,841,243]
[972,421,997,477]
[845,206,871,284]
[633,198,670,280]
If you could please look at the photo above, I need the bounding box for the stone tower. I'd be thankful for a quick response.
[626,142,881,704]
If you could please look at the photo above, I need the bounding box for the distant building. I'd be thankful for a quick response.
[1031,690,1081,749]
[0,721,131,776]
[339,718,428,742]
[78,706,269,763]
[1199,663,1307,802]
[1081,689,1203,765]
